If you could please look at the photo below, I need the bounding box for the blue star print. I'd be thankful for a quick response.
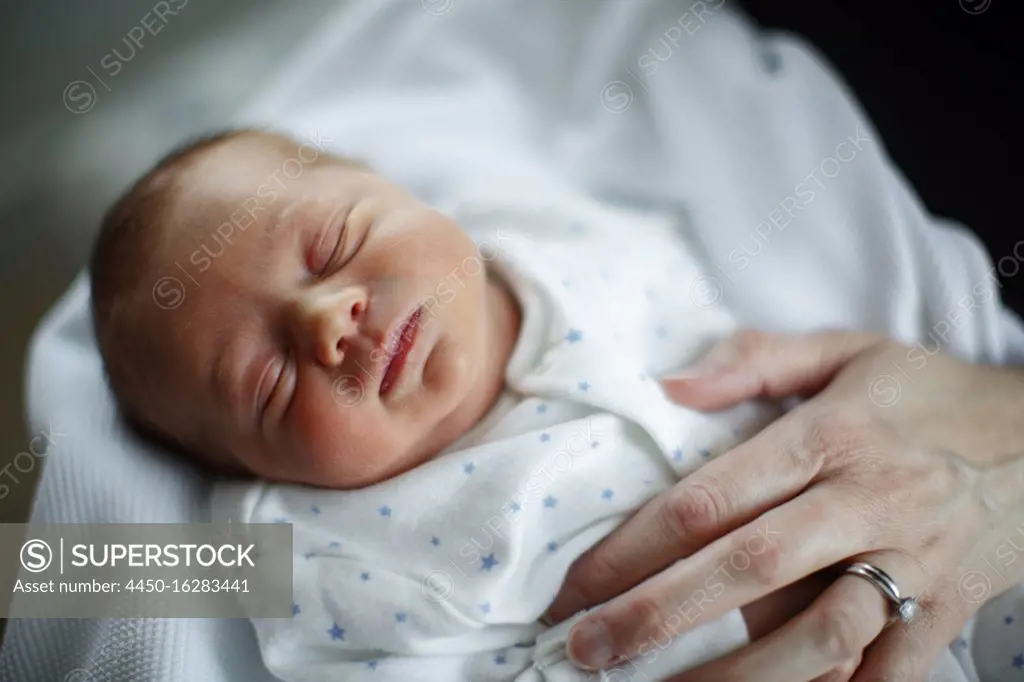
[311,506,320,514]
[543,496,558,509]
[507,501,522,514]
[464,462,476,474]
[379,506,391,517]
[578,381,591,392]
[699,448,712,459]
[430,536,441,547]
[540,433,551,442]
[395,612,407,623]
[1006,615,1015,624]
[367,661,378,670]
[329,541,341,549]
[479,602,491,615]
[274,518,288,524]
[565,329,583,344]
[591,440,599,448]
[602,489,614,500]
[536,403,548,414]
[495,653,507,665]
[672,447,684,462]
[481,553,500,572]
[361,572,371,581]
[304,551,316,560]
[327,623,345,641]
[292,603,301,616]
[547,541,558,553]
[1014,653,1024,669]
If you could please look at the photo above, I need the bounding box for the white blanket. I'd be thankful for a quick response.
[5,1,1024,681]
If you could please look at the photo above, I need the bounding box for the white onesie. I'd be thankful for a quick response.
[210,197,808,680]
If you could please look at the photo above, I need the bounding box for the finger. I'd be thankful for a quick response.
[546,412,814,623]
[663,573,881,682]
[671,552,923,682]
[852,578,971,682]
[661,329,883,411]
[566,485,878,671]
[742,569,834,641]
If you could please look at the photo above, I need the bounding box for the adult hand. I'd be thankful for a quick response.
[546,330,1024,681]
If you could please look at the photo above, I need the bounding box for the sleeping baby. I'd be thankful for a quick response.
[89,129,782,681]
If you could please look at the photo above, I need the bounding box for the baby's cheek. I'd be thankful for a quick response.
[289,389,397,485]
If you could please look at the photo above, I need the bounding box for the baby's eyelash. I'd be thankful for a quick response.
[260,358,287,420]
[319,227,347,276]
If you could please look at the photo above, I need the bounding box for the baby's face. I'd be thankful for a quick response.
[146,136,517,488]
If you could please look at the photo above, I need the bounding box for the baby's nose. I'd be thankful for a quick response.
[296,286,371,367]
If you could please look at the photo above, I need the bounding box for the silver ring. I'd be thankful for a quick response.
[844,562,920,624]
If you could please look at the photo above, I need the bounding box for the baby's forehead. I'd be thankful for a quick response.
[159,144,292,249]
[179,135,291,191]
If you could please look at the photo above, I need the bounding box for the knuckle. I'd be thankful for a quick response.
[800,410,874,470]
[661,478,731,544]
[621,593,669,645]
[778,431,825,481]
[811,603,869,663]
[746,538,783,587]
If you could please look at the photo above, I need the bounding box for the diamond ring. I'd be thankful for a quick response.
[843,561,920,624]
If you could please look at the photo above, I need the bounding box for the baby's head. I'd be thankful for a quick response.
[90,129,519,489]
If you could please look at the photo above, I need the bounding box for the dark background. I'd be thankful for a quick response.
[739,0,1023,318]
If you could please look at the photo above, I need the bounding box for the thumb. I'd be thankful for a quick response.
[660,329,885,411]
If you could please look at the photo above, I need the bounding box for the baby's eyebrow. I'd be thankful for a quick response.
[268,199,301,234]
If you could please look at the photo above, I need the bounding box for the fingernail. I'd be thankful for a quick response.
[568,619,615,670]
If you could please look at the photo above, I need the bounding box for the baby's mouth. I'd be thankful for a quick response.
[380,306,423,396]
